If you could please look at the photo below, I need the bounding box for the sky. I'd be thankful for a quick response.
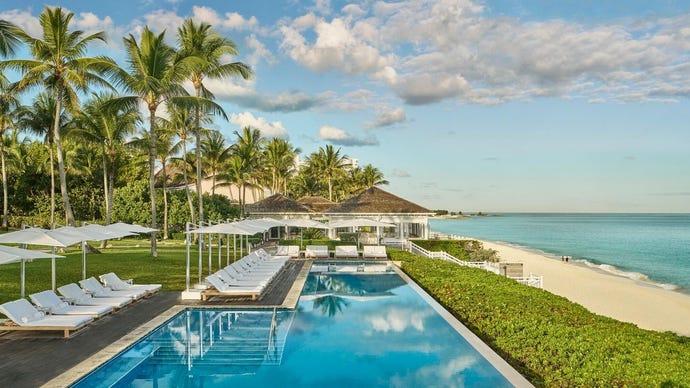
[1,0,689,213]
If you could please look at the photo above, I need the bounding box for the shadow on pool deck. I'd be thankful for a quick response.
[0,261,306,387]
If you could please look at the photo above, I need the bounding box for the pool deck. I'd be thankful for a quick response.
[0,260,309,387]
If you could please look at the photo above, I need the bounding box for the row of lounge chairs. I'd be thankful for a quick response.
[203,249,288,301]
[0,273,160,338]
[276,245,388,259]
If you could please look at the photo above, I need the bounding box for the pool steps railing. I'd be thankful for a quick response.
[407,241,544,289]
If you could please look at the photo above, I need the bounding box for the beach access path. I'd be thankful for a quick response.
[482,240,690,337]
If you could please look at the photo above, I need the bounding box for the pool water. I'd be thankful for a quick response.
[73,272,513,387]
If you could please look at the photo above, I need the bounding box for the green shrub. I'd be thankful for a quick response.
[390,249,690,386]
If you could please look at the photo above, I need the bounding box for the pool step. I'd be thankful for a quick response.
[145,309,295,367]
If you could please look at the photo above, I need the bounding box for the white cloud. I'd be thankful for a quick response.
[0,10,41,37]
[391,169,411,178]
[280,17,391,74]
[367,107,407,128]
[245,34,275,65]
[280,0,690,104]
[318,125,379,146]
[230,112,288,138]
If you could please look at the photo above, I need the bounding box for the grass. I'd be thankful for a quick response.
[0,238,247,304]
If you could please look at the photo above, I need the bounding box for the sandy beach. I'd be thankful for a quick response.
[480,240,690,337]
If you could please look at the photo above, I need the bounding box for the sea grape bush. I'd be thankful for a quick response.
[390,249,690,386]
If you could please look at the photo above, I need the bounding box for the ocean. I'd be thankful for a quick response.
[430,213,690,292]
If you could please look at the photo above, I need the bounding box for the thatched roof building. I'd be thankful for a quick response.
[325,187,433,240]
[298,196,337,212]
[246,193,313,215]
[325,187,431,214]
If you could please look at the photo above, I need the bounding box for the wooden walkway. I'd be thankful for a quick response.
[0,260,307,387]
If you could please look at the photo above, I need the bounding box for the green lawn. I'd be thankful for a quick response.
[0,238,240,304]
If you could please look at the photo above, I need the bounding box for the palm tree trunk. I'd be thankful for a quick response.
[241,182,246,217]
[100,150,109,249]
[148,107,158,257]
[181,137,195,224]
[162,162,168,240]
[53,89,75,226]
[194,85,204,225]
[328,176,333,201]
[107,156,115,225]
[211,169,216,196]
[49,142,55,229]
[1,140,7,230]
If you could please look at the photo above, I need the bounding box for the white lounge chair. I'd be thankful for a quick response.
[202,274,264,301]
[79,277,146,300]
[58,283,132,309]
[335,245,359,258]
[99,272,161,294]
[363,245,388,259]
[0,299,93,338]
[275,245,300,258]
[305,245,329,258]
[30,290,112,318]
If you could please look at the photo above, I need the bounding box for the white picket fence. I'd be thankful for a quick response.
[407,241,543,289]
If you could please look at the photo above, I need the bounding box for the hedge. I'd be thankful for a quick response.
[391,249,690,386]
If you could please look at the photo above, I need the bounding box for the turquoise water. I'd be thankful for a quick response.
[73,273,511,387]
[431,213,690,291]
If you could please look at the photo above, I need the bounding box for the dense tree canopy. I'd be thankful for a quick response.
[0,6,389,238]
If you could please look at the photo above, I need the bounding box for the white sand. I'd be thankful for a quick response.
[480,240,690,337]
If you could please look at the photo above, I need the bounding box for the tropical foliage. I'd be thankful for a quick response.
[0,6,389,240]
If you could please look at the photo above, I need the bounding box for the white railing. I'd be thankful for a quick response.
[407,241,542,288]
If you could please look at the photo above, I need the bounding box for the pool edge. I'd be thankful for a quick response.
[42,305,186,388]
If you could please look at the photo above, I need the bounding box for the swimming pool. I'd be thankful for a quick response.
[72,270,526,387]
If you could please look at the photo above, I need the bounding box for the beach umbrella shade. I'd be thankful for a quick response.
[70,225,136,280]
[79,224,137,239]
[0,227,81,291]
[108,222,158,234]
[328,219,395,246]
[283,219,330,248]
[327,219,395,228]
[0,244,64,298]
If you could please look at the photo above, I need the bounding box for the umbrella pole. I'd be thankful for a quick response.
[82,241,87,280]
[20,259,26,298]
[185,222,191,291]
[208,233,213,275]
[233,234,237,262]
[51,246,56,291]
[198,230,203,285]
[226,233,230,266]
[217,233,221,271]
[240,234,243,257]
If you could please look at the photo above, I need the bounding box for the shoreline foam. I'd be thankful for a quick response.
[476,238,690,336]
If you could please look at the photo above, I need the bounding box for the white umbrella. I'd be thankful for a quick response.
[108,222,158,234]
[80,224,137,239]
[0,245,64,298]
[0,227,80,290]
[328,219,395,246]
[283,219,330,248]
[328,218,395,228]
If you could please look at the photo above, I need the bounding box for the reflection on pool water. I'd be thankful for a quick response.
[73,272,513,387]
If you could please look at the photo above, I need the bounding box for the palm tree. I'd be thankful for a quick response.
[360,164,389,188]
[177,19,252,225]
[200,130,231,196]
[113,26,225,256]
[264,138,300,195]
[72,93,140,229]
[230,127,265,216]
[14,93,67,228]
[164,105,201,224]
[307,145,347,201]
[0,77,20,228]
[1,7,120,226]
[0,20,21,57]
